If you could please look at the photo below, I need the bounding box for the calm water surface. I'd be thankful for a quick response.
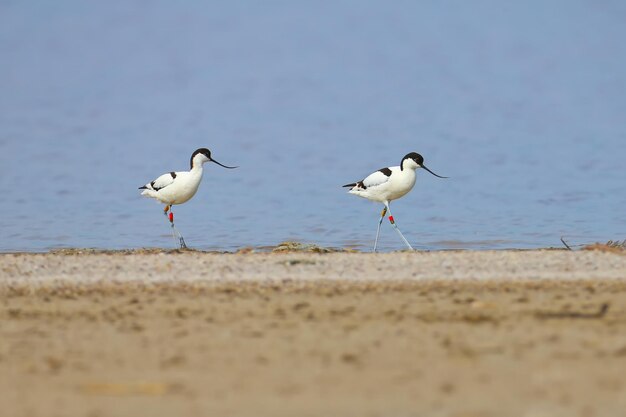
[1,1,625,252]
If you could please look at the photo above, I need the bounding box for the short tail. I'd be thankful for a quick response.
[139,181,156,197]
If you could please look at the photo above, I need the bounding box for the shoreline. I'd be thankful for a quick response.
[1,249,625,288]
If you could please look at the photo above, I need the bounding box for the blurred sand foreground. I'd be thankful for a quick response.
[1,249,626,417]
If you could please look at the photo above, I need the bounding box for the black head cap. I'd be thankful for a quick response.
[401,152,423,170]
[190,148,212,168]
[403,152,448,178]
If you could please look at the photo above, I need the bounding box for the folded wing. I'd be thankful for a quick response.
[139,171,177,191]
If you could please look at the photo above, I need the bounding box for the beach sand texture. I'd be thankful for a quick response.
[1,249,626,416]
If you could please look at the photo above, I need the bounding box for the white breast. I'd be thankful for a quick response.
[161,170,203,204]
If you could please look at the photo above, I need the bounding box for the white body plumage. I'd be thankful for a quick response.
[140,168,204,205]
[347,163,418,203]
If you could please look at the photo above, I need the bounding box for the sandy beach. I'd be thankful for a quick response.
[2,249,626,417]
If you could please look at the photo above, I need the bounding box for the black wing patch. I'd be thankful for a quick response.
[170,172,176,179]
[378,167,392,176]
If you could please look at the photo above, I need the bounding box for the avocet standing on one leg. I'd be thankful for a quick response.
[139,148,237,248]
[343,152,447,252]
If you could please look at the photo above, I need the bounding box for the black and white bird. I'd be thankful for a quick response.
[139,148,237,248]
[343,152,447,252]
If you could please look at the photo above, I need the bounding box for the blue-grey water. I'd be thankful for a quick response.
[1,1,625,252]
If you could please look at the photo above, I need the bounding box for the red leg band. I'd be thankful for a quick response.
[169,212,174,223]
[389,215,395,224]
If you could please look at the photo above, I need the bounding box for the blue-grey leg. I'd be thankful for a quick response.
[164,205,187,249]
[172,224,187,249]
[373,206,387,252]
[385,203,414,251]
